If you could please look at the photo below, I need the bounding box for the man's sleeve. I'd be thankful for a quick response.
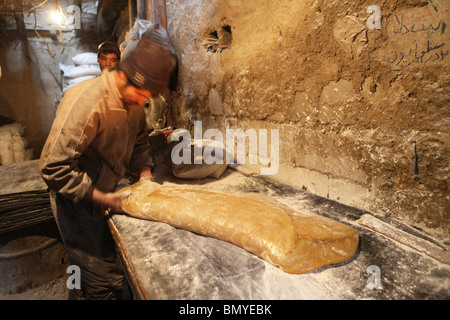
[39,99,98,203]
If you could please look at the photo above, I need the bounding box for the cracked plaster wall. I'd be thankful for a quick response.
[166,0,449,240]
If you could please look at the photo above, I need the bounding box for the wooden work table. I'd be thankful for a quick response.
[0,160,448,300]
[106,165,450,300]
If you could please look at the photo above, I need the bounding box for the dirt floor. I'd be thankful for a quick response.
[0,275,133,300]
[0,275,69,300]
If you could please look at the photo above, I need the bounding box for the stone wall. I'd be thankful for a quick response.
[0,0,104,159]
[165,0,449,240]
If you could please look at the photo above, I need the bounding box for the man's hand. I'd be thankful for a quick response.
[85,187,127,213]
[102,192,126,213]
[138,165,155,182]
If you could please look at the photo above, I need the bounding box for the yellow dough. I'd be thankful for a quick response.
[119,180,359,274]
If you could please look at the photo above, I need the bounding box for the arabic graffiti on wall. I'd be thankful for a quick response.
[388,38,449,69]
[393,13,447,35]
[387,7,449,69]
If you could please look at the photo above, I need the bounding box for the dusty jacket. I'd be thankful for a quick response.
[40,68,151,203]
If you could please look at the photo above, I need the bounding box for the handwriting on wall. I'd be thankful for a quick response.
[393,14,446,35]
[388,40,449,68]
[387,7,449,69]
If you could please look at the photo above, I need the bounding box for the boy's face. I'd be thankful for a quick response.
[121,84,152,106]
[98,53,119,70]
[116,70,152,105]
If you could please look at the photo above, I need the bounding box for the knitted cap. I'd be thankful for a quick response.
[118,38,177,94]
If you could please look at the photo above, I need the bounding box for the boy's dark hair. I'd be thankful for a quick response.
[97,41,121,60]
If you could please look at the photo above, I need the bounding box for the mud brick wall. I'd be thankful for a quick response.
[165,0,449,240]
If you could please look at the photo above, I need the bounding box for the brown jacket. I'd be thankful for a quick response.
[40,68,151,203]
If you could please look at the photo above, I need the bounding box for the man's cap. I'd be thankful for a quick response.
[118,38,177,95]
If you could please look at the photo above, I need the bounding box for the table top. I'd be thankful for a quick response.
[107,165,450,300]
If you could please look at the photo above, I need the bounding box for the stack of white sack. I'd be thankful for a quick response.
[59,52,101,92]
[0,123,33,166]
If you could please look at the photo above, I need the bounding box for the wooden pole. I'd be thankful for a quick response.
[137,0,146,20]
[146,0,152,21]
[152,0,167,31]
[150,0,173,127]
[128,0,137,29]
